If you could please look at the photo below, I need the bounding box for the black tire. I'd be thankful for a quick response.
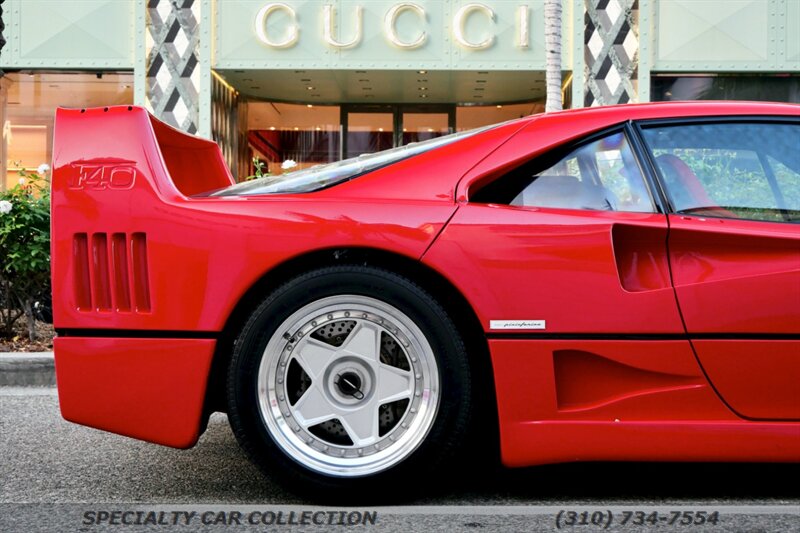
[226,265,473,501]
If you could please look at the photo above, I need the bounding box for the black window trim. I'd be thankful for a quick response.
[631,115,800,224]
[624,121,669,214]
[757,151,790,215]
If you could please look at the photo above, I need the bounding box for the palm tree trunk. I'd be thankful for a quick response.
[544,0,563,112]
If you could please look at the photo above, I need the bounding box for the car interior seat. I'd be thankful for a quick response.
[512,174,617,211]
[655,154,737,217]
[655,155,709,207]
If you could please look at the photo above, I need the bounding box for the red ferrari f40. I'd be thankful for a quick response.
[51,102,800,496]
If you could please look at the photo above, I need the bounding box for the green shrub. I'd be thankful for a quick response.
[0,167,51,341]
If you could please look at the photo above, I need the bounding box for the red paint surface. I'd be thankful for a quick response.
[54,337,215,448]
[489,339,800,465]
[501,421,800,466]
[692,340,800,420]
[668,216,800,334]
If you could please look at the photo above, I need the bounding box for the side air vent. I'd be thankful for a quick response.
[72,232,151,313]
[111,233,131,311]
[131,233,151,312]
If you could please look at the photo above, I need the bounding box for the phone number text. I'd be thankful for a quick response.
[555,510,721,529]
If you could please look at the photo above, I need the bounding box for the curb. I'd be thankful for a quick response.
[0,352,55,387]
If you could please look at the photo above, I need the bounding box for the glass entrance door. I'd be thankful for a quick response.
[343,106,394,159]
[402,109,451,144]
[341,105,455,159]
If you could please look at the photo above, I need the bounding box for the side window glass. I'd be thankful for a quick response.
[592,136,651,210]
[471,131,655,213]
[642,122,800,223]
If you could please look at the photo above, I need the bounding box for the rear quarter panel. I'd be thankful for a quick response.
[51,107,467,333]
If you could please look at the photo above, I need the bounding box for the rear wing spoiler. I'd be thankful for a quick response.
[52,106,234,199]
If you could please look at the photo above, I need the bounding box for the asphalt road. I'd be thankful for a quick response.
[1,387,798,532]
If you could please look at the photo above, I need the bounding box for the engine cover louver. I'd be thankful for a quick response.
[72,232,151,313]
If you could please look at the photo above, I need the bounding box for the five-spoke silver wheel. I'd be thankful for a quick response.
[257,295,440,477]
[228,266,472,497]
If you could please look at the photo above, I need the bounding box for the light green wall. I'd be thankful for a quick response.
[651,0,800,72]
[0,0,134,69]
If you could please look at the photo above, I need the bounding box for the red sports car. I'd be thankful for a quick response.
[51,102,799,496]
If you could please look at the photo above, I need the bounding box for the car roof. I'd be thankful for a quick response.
[468,101,800,135]
[532,100,799,122]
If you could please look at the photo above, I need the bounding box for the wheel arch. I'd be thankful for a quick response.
[203,246,499,457]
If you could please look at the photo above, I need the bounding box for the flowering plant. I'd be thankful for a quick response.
[245,158,299,181]
[0,165,51,341]
[246,157,270,181]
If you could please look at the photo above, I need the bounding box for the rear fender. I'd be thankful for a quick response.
[51,106,234,325]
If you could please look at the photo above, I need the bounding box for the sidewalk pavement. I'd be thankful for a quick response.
[0,352,55,386]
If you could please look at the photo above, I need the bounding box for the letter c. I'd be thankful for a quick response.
[254,3,299,48]
[384,3,427,49]
[453,3,495,50]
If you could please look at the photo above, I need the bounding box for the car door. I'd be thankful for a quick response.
[640,119,800,420]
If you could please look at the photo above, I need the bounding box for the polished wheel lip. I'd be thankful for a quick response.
[256,295,441,477]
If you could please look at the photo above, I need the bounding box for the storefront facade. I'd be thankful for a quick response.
[0,0,798,187]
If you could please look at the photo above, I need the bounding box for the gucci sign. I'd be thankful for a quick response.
[254,3,532,51]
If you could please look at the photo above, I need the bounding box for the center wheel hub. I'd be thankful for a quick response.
[336,371,364,399]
